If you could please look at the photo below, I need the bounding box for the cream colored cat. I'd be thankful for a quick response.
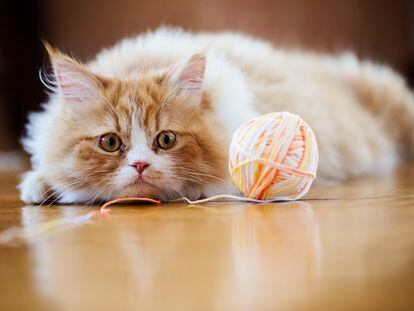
[19,27,414,203]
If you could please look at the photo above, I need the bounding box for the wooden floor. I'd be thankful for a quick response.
[0,165,414,310]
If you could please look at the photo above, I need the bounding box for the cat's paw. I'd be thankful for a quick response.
[19,171,48,204]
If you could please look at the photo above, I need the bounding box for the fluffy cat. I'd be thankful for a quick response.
[19,27,414,203]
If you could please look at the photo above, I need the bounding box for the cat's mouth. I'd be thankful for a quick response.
[135,176,149,185]
[119,175,165,199]
[119,174,164,199]
[131,175,158,188]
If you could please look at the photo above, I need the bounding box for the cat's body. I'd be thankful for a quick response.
[20,27,414,203]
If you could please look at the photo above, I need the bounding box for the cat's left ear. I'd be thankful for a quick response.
[167,54,206,94]
[43,42,102,103]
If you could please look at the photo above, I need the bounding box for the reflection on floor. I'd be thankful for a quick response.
[0,164,413,310]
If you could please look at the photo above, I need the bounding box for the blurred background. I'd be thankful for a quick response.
[0,0,413,157]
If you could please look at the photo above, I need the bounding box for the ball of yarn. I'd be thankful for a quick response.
[229,112,319,201]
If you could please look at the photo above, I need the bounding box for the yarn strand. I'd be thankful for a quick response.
[231,157,316,179]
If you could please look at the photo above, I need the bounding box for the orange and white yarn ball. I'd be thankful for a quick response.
[229,112,319,201]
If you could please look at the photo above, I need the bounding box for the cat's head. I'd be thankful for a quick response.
[40,45,227,202]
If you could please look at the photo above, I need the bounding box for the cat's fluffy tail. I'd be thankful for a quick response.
[345,59,414,159]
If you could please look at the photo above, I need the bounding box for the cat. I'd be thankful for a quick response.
[19,27,414,203]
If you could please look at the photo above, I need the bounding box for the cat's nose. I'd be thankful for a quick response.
[131,161,150,174]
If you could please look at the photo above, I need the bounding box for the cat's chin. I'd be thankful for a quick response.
[117,181,163,200]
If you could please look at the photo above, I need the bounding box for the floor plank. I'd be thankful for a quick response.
[0,164,413,310]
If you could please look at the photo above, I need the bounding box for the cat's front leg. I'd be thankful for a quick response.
[19,170,50,204]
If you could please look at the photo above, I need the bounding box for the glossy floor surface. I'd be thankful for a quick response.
[1,164,414,310]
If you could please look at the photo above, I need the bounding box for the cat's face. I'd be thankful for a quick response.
[43,46,227,202]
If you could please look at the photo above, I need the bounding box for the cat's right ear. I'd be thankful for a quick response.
[165,54,206,94]
[43,42,102,103]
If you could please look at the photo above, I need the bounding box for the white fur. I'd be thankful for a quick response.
[19,170,48,204]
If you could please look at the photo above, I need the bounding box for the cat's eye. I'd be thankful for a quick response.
[155,131,176,149]
[98,133,122,152]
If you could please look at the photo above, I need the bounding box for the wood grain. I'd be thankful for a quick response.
[0,164,413,310]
